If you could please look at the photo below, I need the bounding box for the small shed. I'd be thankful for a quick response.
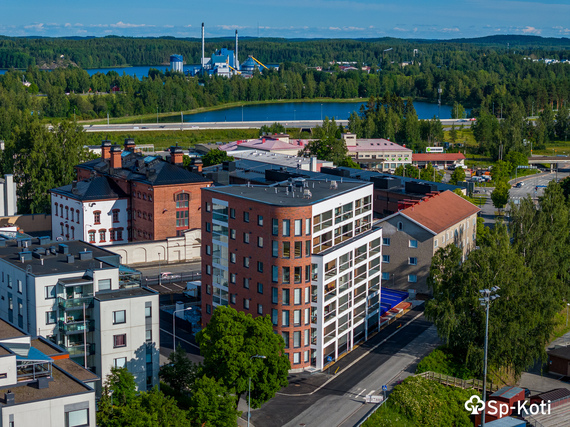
[490,386,525,408]
[485,416,527,427]
[530,388,570,408]
[547,346,570,376]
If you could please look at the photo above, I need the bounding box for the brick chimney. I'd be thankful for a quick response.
[110,145,122,170]
[192,157,203,173]
[169,145,184,166]
[101,140,112,160]
[123,138,136,152]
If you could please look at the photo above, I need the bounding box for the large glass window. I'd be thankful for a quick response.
[66,408,89,427]
[176,193,190,228]
[294,219,302,236]
[283,219,290,236]
[113,310,126,324]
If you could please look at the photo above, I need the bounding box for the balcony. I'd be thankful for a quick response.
[57,296,94,311]
[66,343,95,358]
[59,319,94,334]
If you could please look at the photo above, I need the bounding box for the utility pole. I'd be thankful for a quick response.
[479,286,500,427]
[438,84,442,119]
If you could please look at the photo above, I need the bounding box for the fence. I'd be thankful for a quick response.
[415,371,500,393]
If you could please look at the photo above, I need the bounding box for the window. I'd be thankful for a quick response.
[230,253,236,263]
[272,287,278,304]
[408,274,417,283]
[243,232,250,244]
[60,205,63,217]
[293,310,301,326]
[243,278,250,289]
[113,310,126,324]
[230,273,236,284]
[46,311,56,325]
[293,330,301,347]
[294,219,302,236]
[230,294,236,304]
[382,272,390,280]
[282,267,290,283]
[283,242,290,259]
[176,193,190,228]
[305,218,311,235]
[205,222,211,232]
[272,241,278,257]
[282,310,290,326]
[258,215,263,226]
[230,229,236,240]
[409,240,418,248]
[283,219,290,236]
[294,288,302,305]
[76,210,80,222]
[434,239,438,248]
[206,304,211,314]
[206,284,211,295]
[243,257,250,268]
[145,306,152,318]
[409,257,418,265]
[257,282,263,294]
[257,304,263,315]
[305,240,311,257]
[272,266,278,282]
[304,329,310,346]
[382,255,390,263]
[295,241,302,258]
[258,237,264,248]
[282,331,289,349]
[99,229,106,242]
[66,408,89,427]
[244,299,250,310]
[294,266,302,283]
[243,211,250,223]
[146,329,152,342]
[205,245,211,256]
[98,279,111,291]
[206,202,211,212]
[45,285,56,299]
[282,289,290,305]
[65,206,69,220]
[7,275,11,289]
[88,231,95,243]
[229,208,235,218]
[272,309,278,325]
[113,334,127,348]
[114,357,127,368]
[272,218,279,235]
[206,265,211,275]
[94,211,101,224]
[383,238,391,246]
[54,203,58,217]
[397,221,403,231]
[257,261,263,273]
[112,210,120,223]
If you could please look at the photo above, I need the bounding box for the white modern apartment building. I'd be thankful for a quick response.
[50,176,129,245]
[0,238,159,394]
[201,179,382,371]
[0,320,97,427]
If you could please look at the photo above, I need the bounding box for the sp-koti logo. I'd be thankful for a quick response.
[464,395,484,415]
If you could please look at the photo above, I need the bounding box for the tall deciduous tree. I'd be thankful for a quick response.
[202,149,234,167]
[196,306,290,409]
[298,117,349,165]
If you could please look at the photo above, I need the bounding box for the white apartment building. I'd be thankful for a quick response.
[343,132,413,171]
[0,320,97,427]
[0,238,159,394]
[51,177,129,245]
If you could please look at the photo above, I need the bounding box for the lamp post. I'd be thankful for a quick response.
[248,355,266,427]
[172,306,192,350]
[479,286,500,427]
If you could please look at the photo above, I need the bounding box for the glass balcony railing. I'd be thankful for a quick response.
[59,319,94,334]
[66,343,95,357]
[57,296,94,310]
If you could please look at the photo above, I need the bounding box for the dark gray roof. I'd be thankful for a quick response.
[95,286,157,301]
[0,240,120,276]
[78,151,210,186]
[204,180,371,207]
[51,176,128,201]
[531,388,570,402]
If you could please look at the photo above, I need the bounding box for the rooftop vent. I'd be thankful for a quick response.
[58,244,69,255]
[5,391,14,406]
[20,251,32,262]
[66,254,74,264]
[37,236,50,246]
[78,251,92,261]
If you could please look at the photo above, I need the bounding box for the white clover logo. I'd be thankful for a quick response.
[464,395,484,415]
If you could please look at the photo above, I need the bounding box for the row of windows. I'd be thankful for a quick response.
[133,229,154,240]
[1,273,22,293]
[381,272,417,283]
[135,210,153,221]
[93,209,121,225]
[54,203,81,223]
[135,191,153,202]
[87,228,123,243]
[381,238,417,248]
[382,256,417,265]
[59,223,75,240]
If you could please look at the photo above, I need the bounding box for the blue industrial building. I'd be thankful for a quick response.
[170,54,183,73]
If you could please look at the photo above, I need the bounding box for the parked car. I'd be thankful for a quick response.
[515,182,524,188]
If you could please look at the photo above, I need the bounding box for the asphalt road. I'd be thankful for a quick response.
[250,306,437,427]
[82,118,470,133]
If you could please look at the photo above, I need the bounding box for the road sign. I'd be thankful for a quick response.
[365,395,384,404]
[327,356,333,363]
[382,385,388,391]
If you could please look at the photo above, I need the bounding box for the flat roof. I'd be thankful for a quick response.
[95,286,157,302]
[0,240,120,276]
[0,364,92,406]
[53,359,99,383]
[204,180,370,207]
[0,320,26,340]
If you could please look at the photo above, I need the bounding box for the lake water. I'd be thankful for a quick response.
[182,101,461,122]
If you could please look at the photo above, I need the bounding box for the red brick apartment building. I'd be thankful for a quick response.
[201,179,382,371]
[67,139,212,242]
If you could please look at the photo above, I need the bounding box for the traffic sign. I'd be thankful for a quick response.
[382,385,388,391]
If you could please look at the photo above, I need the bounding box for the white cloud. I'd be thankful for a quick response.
[110,21,154,29]
[329,27,341,31]
[64,23,72,28]
[553,26,570,34]
[441,27,460,33]
[393,27,408,32]
[24,23,45,31]
[522,26,541,35]
[164,25,174,28]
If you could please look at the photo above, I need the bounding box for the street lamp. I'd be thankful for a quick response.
[248,355,266,427]
[172,306,193,350]
[479,286,500,427]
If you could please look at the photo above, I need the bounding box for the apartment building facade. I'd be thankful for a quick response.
[201,179,382,371]
[378,190,480,293]
[343,132,413,171]
[0,238,159,393]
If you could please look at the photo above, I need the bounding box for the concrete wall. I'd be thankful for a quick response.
[113,229,201,265]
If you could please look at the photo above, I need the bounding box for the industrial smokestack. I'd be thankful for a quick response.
[201,23,205,73]
[235,30,239,71]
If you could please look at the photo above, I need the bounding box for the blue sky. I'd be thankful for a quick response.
[2,0,570,39]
